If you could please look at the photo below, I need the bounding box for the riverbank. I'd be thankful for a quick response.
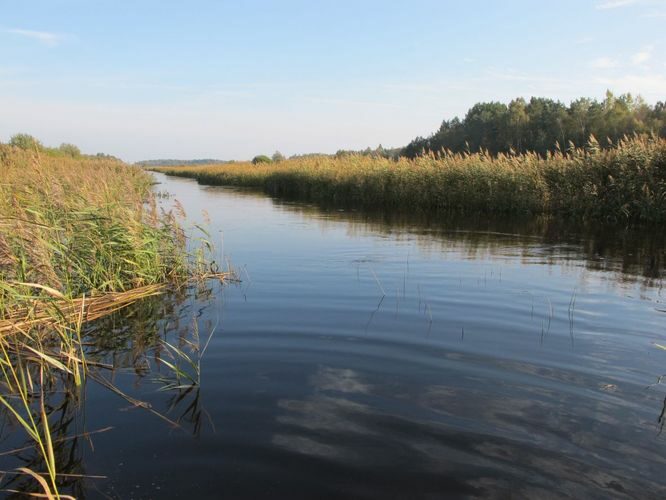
[0,146,202,497]
[152,136,666,223]
[1,146,193,308]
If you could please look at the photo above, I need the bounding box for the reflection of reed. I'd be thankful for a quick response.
[169,174,666,287]
[269,200,666,287]
[0,280,222,497]
[164,385,212,438]
[0,382,96,498]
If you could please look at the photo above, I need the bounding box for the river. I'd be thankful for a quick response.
[3,172,666,499]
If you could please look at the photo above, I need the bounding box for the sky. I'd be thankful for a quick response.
[1,0,665,162]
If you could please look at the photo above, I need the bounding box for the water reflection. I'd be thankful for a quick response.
[0,384,90,498]
[0,281,221,497]
[271,358,666,498]
[206,183,666,288]
[3,173,666,498]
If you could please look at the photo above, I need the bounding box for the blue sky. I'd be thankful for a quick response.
[1,0,665,161]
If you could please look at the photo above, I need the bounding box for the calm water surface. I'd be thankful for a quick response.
[4,173,666,499]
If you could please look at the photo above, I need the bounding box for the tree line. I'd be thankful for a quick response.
[403,91,666,158]
[8,90,666,165]
[2,133,119,161]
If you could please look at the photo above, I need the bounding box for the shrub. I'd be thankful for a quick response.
[58,143,82,158]
[252,155,272,165]
[9,133,43,151]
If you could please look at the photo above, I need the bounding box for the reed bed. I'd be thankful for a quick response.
[0,146,224,498]
[153,135,666,223]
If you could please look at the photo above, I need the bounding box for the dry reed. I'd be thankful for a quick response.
[0,145,226,498]
[153,135,666,223]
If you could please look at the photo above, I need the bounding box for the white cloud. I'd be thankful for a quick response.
[596,73,666,99]
[642,9,666,18]
[484,69,559,83]
[591,57,619,69]
[6,29,64,47]
[632,45,653,65]
[596,0,641,9]
[575,36,595,45]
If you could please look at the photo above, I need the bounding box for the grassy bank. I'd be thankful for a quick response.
[153,136,666,223]
[1,147,190,306]
[0,145,213,497]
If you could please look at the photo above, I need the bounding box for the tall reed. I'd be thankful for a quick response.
[153,135,666,223]
[0,146,213,498]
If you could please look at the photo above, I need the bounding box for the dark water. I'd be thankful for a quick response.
[3,173,666,499]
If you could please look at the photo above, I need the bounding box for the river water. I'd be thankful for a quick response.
[3,172,666,499]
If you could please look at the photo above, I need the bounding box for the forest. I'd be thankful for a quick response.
[403,91,666,158]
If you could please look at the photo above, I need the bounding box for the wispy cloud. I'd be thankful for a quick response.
[596,0,641,9]
[6,29,64,47]
[642,9,666,18]
[484,69,560,83]
[575,36,595,45]
[632,45,653,65]
[596,73,666,97]
[591,57,619,69]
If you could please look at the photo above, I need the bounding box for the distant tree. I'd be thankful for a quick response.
[463,101,509,152]
[651,101,666,136]
[58,143,81,157]
[252,155,272,165]
[507,98,529,151]
[402,91,666,158]
[9,133,43,151]
[272,151,286,162]
[567,97,593,146]
[523,97,568,153]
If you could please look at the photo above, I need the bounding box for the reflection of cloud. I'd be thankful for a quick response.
[273,367,376,461]
[272,434,350,461]
[273,396,373,460]
[310,366,373,394]
[277,396,372,434]
[269,359,666,496]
